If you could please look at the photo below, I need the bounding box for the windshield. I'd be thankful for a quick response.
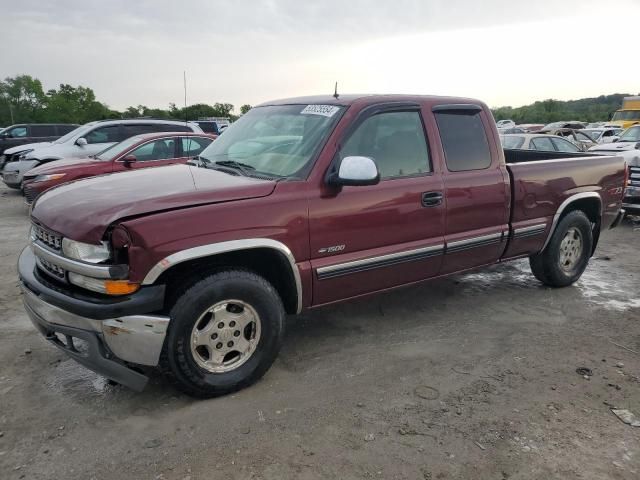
[53,123,97,144]
[196,104,344,178]
[612,111,640,121]
[500,135,525,149]
[95,135,144,160]
[581,130,602,141]
[618,126,640,142]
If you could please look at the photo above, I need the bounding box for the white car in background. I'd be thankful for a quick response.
[1,119,203,189]
[496,119,516,129]
[581,127,623,144]
[500,133,583,152]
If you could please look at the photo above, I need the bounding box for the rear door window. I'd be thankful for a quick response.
[30,125,57,137]
[551,137,580,153]
[122,124,159,137]
[158,124,193,132]
[56,125,77,135]
[181,137,213,157]
[434,110,492,171]
[530,137,555,151]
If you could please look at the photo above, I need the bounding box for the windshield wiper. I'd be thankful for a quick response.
[214,160,255,171]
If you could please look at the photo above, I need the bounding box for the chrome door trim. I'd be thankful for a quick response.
[445,232,503,254]
[513,223,547,239]
[540,192,602,250]
[141,238,303,314]
[316,244,444,280]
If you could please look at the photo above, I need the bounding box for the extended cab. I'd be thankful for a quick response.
[18,95,627,397]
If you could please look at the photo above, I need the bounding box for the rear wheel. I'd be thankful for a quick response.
[529,210,593,287]
[162,269,285,398]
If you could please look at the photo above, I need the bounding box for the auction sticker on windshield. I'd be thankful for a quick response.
[301,105,340,117]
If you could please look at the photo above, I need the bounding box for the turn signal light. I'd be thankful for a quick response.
[104,280,140,295]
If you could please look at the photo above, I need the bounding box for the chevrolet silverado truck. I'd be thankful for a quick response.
[18,94,627,398]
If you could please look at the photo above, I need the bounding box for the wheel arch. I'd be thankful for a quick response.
[541,192,602,254]
[143,239,302,315]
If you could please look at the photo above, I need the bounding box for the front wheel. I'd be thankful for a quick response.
[529,210,593,287]
[161,270,285,398]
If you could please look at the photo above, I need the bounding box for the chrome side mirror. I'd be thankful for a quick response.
[76,137,88,146]
[329,156,380,186]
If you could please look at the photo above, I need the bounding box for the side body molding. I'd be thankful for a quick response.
[141,238,303,313]
[540,192,602,251]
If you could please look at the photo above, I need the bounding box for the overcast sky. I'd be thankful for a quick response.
[2,0,638,112]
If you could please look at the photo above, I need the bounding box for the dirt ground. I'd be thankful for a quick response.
[0,183,639,480]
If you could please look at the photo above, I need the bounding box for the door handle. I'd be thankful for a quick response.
[421,191,443,207]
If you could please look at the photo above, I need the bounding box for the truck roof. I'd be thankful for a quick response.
[259,94,484,108]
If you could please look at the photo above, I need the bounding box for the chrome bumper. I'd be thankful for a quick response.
[22,287,170,391]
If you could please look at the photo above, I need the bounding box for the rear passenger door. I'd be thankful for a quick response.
[309,106,446,305]
[433,106,510,274]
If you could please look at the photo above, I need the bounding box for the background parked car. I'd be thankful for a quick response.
[581,127,623,144]
[0,124,78,167]
[542,128,597,151]
[539,121,586,131]
[1,119,203,189]
[22,132,216,204]
[500,133,583,152]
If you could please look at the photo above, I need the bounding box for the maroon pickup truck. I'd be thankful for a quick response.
[18,94,627,397]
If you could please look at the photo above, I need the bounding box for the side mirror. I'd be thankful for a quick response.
[76,137,88,146]
[329,156,380,186]
[613,138,619,143]
[0,132,9,139]
[122,154,137,167]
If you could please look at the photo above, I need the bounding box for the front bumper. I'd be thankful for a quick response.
[2,170,21,188]
[19,247,170,391]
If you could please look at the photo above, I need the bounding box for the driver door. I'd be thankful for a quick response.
[308,107,445,306]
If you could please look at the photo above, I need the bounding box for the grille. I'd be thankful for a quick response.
[628,166,640,188]
[24,185,37,205]
[32,224,62,251]
[36,256,66,280]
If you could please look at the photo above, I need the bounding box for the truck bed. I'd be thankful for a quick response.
[502,150,626,259]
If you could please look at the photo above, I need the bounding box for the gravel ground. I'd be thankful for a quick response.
[0,183,639,480]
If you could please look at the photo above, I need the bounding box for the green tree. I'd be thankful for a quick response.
[240,104,252,115]
[0,75,46,124]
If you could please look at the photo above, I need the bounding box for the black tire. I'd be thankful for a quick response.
[529,210,593,287]
[161,269,285,398]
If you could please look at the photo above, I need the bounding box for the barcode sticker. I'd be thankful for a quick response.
[300,105,340,117]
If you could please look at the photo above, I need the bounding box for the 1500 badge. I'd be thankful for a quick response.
[318,245,346,254]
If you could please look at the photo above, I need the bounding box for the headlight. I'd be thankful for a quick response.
[18,149,34,159]
[33,173,66,183]
[62,238,111,263]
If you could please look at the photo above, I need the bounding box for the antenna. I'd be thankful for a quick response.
[183,71,188,125]
[333,81,339,99]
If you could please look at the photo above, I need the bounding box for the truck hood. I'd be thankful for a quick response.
[25,157,104,178]
[4,141,51,155]
[31,164,277,243]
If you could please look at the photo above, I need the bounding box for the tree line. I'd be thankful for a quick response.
[0,74,633,126]
[0,75,252,126]
[491,94,633,124]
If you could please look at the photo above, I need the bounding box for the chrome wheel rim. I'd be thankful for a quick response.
[559,227,583,273]
[190,300,261,373]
